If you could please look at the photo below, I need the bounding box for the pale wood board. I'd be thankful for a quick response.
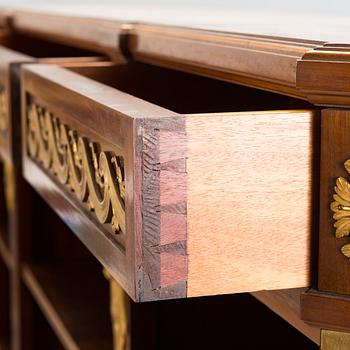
[186,110,314,296]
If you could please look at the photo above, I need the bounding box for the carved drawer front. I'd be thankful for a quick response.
[0,30,107,164]
[21,62,318,302]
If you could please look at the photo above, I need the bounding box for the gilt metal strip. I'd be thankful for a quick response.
[0,87,8,134]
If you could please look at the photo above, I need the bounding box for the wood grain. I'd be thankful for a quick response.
[11,10,126,58]
[5,163,35,350]
[139,117,187,301]
[0,7,338,348]
[130,25,322,98]
[318,109,350,294]
[21,64,184,301]
[0,46,33,164]
[0,40,106,350]
[2,8,350,107]
[21,63,322,300]
[301,289,350,332]
[186,110,316,296]
[297,45,350,107]
[300,109,350,332]
[20,72,135,295]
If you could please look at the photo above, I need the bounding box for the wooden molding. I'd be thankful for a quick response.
[130,28,350,108]
[10,10,128,58]
[297,44,350,107]
[3,10,350,107]
[6,10,350,108]
[301,289,350,333]
[130,24,322,98]
[0,45,35,164]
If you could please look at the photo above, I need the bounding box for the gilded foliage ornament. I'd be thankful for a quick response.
[331,159,350,259]
[26,103,126,234]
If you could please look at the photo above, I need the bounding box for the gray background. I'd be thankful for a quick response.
[0,0,348,41]
[0,0,349,15]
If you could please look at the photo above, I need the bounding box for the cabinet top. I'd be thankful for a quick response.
[1,3,350,106]
[1,1,350,42]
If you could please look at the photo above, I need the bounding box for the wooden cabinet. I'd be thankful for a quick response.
[4,5,350,350]
[20,61,317,301]
[0,27,117,350]
[21,202,115,350]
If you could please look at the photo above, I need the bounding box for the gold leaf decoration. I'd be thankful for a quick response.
[103,268,130,350]
[26,102,126,234]
[331,162,350,259]
[341,244,350,259]
[0,87,8,133]
[331,177,350,238]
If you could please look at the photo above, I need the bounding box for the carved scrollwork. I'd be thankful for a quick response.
[331,160,350,259]
[26,102,126,234]
[0,87,7,133]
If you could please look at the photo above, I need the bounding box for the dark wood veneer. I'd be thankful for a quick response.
[0,29,108,350]
[22,261,114,350]
[318,109,350,294]
[302,289,350,332]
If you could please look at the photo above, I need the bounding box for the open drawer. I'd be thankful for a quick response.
[0,30,107,164]
[21,61,319,301]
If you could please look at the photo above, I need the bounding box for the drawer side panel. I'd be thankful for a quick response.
[186,110,315,297]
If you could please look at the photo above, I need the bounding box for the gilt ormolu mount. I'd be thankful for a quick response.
[0,87,7,134]
[331,159,350,259]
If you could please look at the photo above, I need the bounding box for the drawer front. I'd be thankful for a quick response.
[21,64,180,301]
[21,64,317,301]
